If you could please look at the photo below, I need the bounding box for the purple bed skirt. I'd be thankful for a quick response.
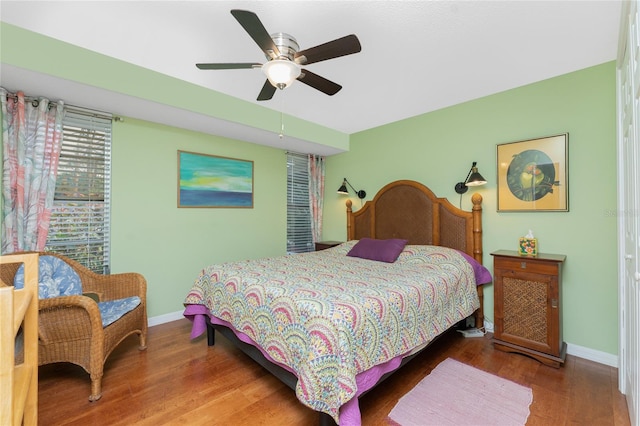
[183,303,406,426]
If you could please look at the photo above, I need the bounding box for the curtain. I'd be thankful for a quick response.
[308,154,325,243]
[1,88,64,253]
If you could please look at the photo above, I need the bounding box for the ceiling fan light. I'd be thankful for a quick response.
[262,60,301,89]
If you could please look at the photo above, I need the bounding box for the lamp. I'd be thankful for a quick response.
[262,60,301,90]
[454,161,487,194]
[337,178,366,199]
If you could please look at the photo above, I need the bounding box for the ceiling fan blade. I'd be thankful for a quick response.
[297,70,342,96]
[294,34,361,65]
[231,9,280,59]
[196,63,261,70]
[257,80,277,101]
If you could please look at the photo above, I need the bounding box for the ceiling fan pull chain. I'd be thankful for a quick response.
[279,110,284,139]
[279,94,286,139]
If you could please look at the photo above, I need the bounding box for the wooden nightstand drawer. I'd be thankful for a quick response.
[493,257,561,276]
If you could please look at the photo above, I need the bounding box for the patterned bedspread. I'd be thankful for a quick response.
[184,242,480,423]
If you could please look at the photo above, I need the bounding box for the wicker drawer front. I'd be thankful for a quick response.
[502,276,548,346]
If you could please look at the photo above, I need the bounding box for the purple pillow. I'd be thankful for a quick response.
[347,238,408,263]
[457,251,493,285]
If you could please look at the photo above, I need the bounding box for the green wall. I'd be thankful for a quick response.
[109,118,287,317]
[323,62,618,356]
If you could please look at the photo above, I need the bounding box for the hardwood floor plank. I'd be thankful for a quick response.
[37,319,630,425]
[568,357,618,425]
[527,384,570,425]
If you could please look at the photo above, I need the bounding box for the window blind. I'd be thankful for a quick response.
[45,106,112,273]
[286,152,313,254]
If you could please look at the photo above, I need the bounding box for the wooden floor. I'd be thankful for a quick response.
[38,319,630,426]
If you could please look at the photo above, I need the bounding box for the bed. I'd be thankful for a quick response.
[183,180,488,425]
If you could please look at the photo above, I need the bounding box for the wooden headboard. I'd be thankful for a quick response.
[346,180,485,327]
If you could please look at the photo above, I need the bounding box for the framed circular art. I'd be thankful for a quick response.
[496,133,568,212]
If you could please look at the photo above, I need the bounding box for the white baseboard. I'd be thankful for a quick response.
[484,319,494,333]
[151,311,619,368]
[148,310,184,327]
[483,319,617,367]
[566,342,618,367]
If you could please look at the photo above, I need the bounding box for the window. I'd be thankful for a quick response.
[286,152,313,254]
[45,107,112,273]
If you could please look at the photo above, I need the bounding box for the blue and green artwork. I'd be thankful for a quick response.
[178,151,253,208]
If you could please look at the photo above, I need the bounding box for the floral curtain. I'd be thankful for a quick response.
[308,154,325,243]
[1,88,64,253]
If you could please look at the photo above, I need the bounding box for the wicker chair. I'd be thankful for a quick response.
[0,251,147,401]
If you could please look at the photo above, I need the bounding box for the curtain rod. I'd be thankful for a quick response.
[5,92,59,108]
[4,92,111,120]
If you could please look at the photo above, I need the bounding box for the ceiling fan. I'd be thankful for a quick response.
[196,9,361,101]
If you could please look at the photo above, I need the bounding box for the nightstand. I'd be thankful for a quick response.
[314,241,343,251]
[491,250,567,368]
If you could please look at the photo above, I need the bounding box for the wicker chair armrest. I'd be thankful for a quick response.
[38,295,104,344]
[82,272,147,302]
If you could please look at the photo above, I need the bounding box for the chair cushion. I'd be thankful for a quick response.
[98,296,141,328]
[14,255,82,299]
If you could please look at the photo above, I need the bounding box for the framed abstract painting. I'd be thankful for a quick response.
[178,151,254,208]
[497,133,568,212]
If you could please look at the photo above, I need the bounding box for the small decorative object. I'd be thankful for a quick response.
[519,229,538,257]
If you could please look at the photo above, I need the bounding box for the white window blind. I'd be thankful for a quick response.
[286,152,313,254]
[45,106,112,273]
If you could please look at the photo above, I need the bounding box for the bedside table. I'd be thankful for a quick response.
[314,241,343,251]
[491,250,567,368]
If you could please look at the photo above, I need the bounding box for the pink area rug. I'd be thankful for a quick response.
[388,358,533,426]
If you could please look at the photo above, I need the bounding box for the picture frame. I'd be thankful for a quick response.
[178,150,254,208]
[497,133,568,212]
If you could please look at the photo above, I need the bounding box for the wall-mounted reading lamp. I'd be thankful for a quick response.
[454,162,487,194]
[337,178,367,199]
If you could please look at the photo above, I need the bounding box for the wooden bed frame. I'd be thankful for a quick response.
[346,179,484,328]
[205,180,484,425]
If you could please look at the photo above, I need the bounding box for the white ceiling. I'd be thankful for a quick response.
[0,1,622,147]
